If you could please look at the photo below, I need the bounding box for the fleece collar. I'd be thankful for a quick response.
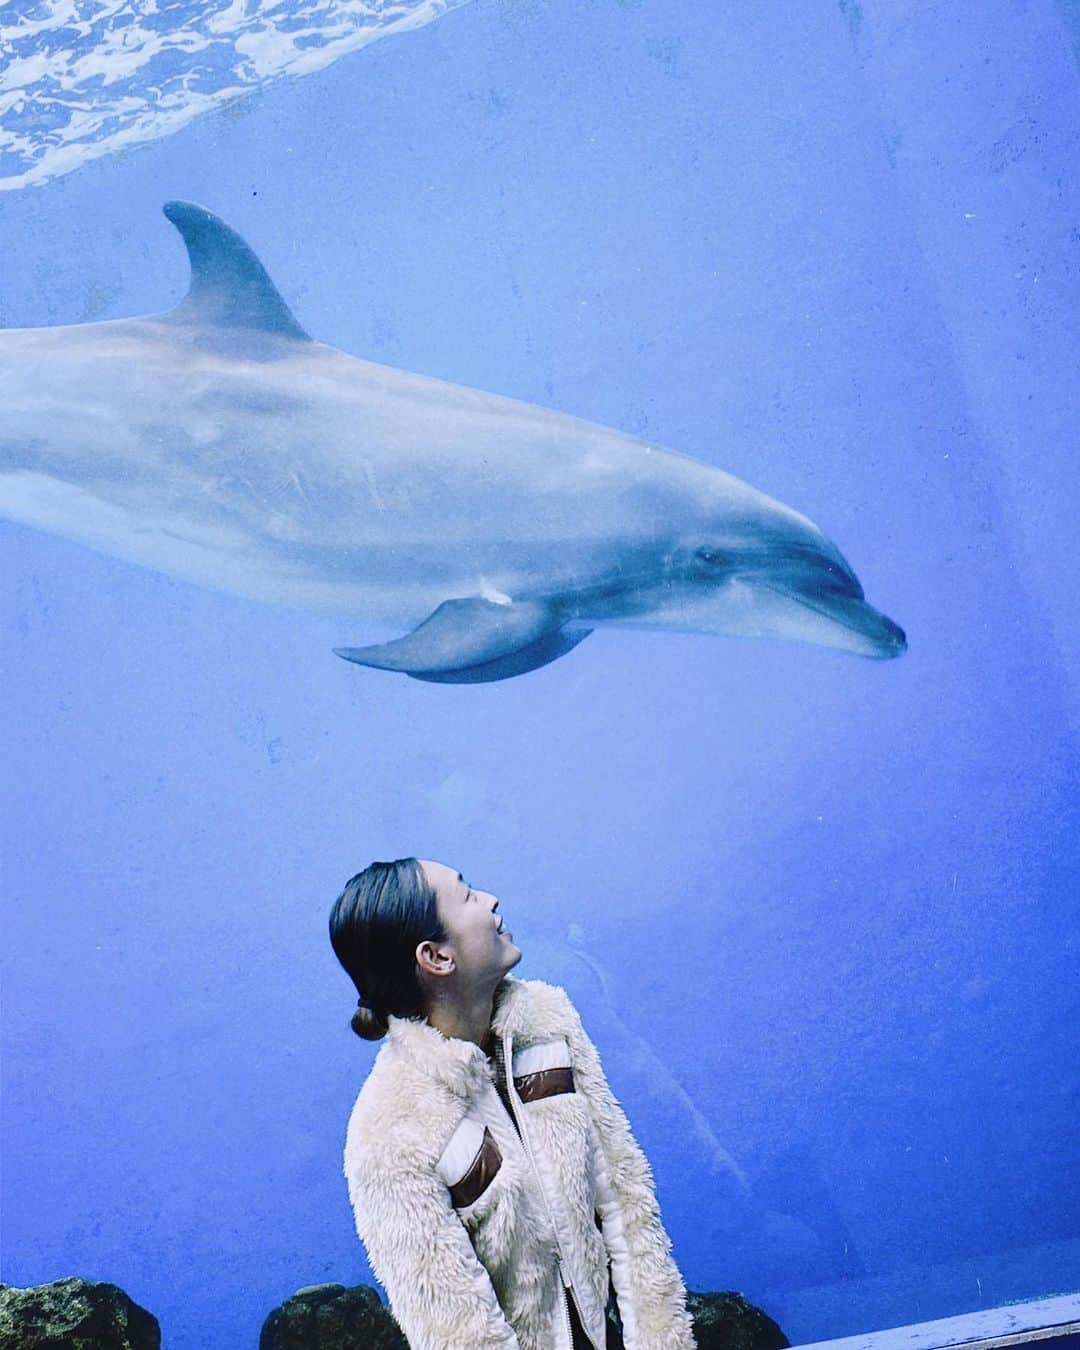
[384,976,533,1100]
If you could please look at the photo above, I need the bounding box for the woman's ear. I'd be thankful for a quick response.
[416,938,455,978]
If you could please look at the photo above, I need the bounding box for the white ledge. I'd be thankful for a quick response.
[792,1293,1080,1350]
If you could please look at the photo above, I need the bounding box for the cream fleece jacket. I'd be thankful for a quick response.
[343,976,696,1350]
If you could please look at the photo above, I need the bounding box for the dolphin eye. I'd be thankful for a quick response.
[695,547,729,567]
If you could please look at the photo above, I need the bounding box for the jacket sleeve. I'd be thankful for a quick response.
[346,1140,521,1350]
[557,987,697,1350]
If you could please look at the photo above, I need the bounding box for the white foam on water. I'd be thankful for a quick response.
[0,0,475,191]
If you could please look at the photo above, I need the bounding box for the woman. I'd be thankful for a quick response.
[330,857,697,1350]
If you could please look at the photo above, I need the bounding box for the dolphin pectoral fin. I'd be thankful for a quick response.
[407,626,593,684]
[157,201,311,342]
[334,597,575,678]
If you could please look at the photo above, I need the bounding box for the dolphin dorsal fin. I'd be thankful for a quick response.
[159,201,310,342]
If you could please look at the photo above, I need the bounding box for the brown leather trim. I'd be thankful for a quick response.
[515,1065,575,1103]
[449,1126,502,1209]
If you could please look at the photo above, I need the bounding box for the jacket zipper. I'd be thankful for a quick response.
[499,1032,599,1350]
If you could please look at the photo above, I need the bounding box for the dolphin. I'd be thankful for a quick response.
[1,202,905,683]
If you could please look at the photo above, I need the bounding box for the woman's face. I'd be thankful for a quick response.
[419,859,522,987]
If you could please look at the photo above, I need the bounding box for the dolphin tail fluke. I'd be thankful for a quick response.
[334,596,591,683]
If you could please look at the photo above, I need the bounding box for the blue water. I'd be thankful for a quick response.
[2,2,1079,1347]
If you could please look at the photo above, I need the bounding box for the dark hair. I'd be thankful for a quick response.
[329,858,448,1041]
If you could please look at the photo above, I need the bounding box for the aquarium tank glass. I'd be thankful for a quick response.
[2,2,1078,1347]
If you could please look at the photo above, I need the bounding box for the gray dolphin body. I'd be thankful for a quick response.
[1,202,905,682]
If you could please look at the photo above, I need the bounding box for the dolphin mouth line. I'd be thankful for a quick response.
[759,579,854,619]
[758,580,905,652]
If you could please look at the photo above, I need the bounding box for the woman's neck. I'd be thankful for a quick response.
[425,984,499,1051]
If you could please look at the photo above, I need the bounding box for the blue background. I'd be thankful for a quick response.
[2,2,1078,1346]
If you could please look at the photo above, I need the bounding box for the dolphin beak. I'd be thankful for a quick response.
[760,581,907,659]
[724,522,908,659]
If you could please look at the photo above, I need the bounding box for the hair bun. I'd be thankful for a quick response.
[351,1001,388,1041]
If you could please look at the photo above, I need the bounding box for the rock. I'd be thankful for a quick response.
[686,1290,790,1350]
[258,1281,785,1349]
[0,1277,160,1349]
[259,1283,407,1350]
